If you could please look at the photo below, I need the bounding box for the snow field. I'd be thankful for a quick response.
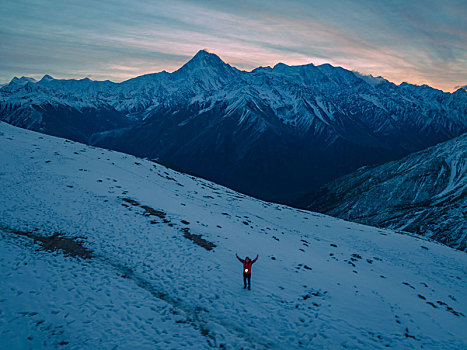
[0,121,466,349]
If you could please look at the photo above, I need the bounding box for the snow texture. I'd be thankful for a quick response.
[0,121,466,349]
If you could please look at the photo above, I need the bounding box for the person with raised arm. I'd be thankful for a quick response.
[236,253,258,290]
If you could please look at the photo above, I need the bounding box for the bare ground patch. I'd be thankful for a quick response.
[121,198,215,251]
[180,228,216,251]
[3,227,93,259]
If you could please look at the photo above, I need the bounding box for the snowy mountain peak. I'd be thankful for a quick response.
[9,76,37,85]
[1,51,466,204]
[353,72,388,86]
[194,48,216,58]
[180,49,231,70]
[272,62,290,72]
[172,50,240,86]
[40,74,55,82]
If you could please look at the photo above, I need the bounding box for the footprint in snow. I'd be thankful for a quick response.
[402,282,415,289]
[350,254,362,262]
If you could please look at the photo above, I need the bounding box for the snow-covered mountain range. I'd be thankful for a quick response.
[1,50,466,203]
[1,121,466,349]
[304,133,466,250]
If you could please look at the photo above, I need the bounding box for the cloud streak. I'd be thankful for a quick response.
[0,0,465,91]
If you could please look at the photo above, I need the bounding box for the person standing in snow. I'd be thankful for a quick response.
[236,254,258,290]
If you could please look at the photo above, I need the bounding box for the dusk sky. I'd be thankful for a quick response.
[1,0,466,91]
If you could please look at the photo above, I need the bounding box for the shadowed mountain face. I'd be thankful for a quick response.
[304,133,467,250]
[1,50,466,203]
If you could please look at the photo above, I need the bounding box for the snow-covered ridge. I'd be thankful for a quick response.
[305,133,467,250]
[0,50,466,204]
[0,121,466,348]
[1,49,465,129]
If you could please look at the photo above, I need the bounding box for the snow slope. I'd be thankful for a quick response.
[0,121,466,349]
[304,133,467,251]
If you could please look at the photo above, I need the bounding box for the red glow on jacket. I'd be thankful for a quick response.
[237,256,258,274]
